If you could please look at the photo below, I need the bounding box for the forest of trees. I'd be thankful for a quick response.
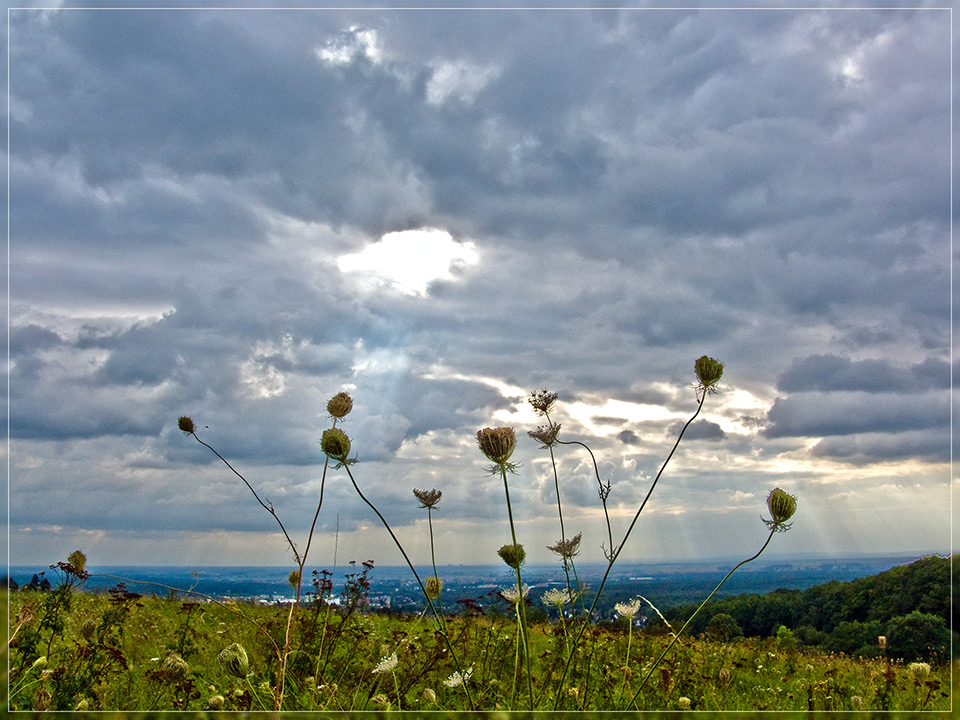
[657,555,951,663]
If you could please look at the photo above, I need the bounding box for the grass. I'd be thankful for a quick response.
[4,586,953,713]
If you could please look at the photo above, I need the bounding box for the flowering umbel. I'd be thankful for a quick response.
[764,487,797,532]
[413,488,442,509]
[326,392,353,419]
[694,355,724,396]
[477,427,517,470]
[321,428,352,463]
[528,422,561,447]
[547,532,582,559]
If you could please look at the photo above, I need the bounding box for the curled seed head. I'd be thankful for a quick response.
[878,635,886,649]
[764,487,798,531]
[497,543,526,570]
[320,428,352,462]
[178,416,196,434]
[218,643,250,679]
[160,653,190,683]
[413,488,442,509]
[205,695,226,711]
[67,550,86,574]
[615,598,643,619]
[694,356,724,394]
[425,576,443,599]
[477,427,516,465]
[288,570,301,587]
[326,392,353,419]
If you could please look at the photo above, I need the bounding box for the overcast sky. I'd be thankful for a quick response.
[6,3,953,572]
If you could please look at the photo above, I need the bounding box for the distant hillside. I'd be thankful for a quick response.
[658,554,950,662]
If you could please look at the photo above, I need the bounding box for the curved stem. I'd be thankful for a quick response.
[626,527,778,710]
[342,463,475,711]
[499,464,535,710]
[553,391,707,710]
[189,432,300,565]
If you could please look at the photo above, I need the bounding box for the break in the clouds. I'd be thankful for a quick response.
[7,5,952,569]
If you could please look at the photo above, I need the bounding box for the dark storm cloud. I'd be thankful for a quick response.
[777,354,950,394]
[7,6,950,564]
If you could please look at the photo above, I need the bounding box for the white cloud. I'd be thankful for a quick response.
[426,59,500,105]
[337,228,479,297]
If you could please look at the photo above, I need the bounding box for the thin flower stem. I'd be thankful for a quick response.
[500,464,535,710]
[189,432,301,565]
[552,391,707,710]
[626,526,778,710]
[426,507,448,634]
[556,438,614,557]
[342,463,476,711]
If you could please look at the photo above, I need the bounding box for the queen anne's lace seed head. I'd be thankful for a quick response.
[477,427,517,466]
[321,428,352,463]
[694,356,724,395]
[764,488,798,532]
[529,389,558,415]
[218,643,250,679]
[178,416,196,434]
[413,488,442,508]
[326,391,354,419]
[497,543,526,569]
[425,576,443,599]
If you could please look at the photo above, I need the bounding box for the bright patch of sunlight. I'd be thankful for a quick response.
[338,228,478,297]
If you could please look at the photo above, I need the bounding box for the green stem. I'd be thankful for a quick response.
[626,527,778,710]
[499,464,535,710]
[342,463,475,711]
[552,391,707,710]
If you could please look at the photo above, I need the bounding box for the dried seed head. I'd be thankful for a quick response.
[423,688,437,704]
[413,488,442,509]
[497,543,526,570]
[218,643,250,679]
[529,389,558,415]
[528,422,561,447]
[851,696,863,710]
[877,635,886,649]
[205,695,226,711]
[178,416,196,434]
[161,653,190,683]
[288,570,301,587]
[320,428,352,462]
[477,427,516,466]
[547,532,582,559]
[908,662,931,680]
[425,576,443,599]
[678,696,691,710]
[764,488,798,531]
[719,668,731,687]
[694,356,724,395]
[326,392,353,419]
